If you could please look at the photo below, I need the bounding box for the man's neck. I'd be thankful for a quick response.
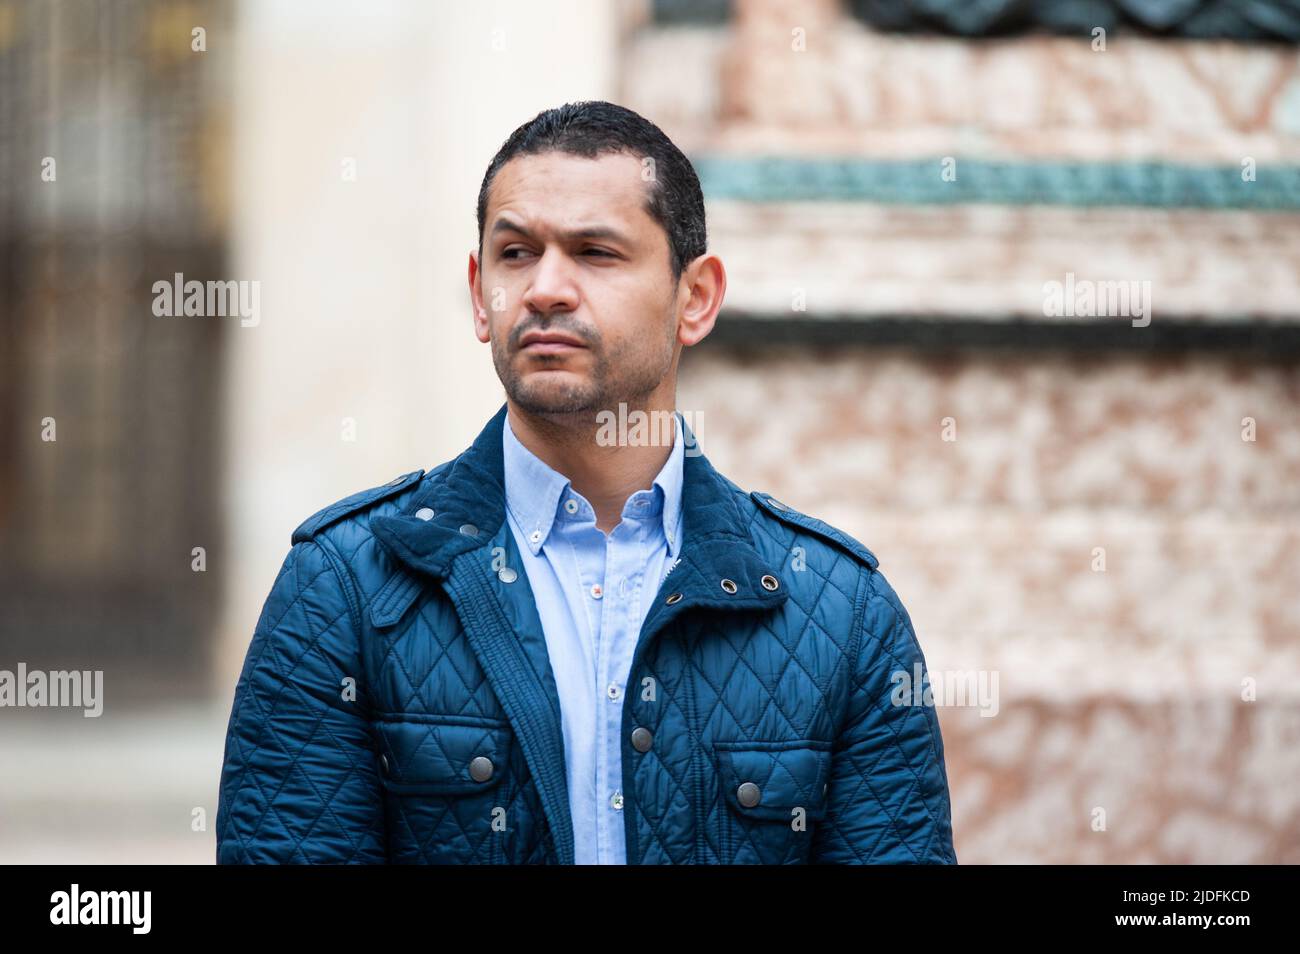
[506,399,677,534]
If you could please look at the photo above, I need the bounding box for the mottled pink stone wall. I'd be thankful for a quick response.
[622,0,1300,861]
[679,347,1300,863]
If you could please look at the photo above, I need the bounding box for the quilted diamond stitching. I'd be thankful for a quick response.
[221,459,953,864]
[632,493,863,861]
[219,542,385,863]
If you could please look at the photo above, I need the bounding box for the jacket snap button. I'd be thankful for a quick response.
[665,592,683,605]
[459,523,479,537]
[720,578,737,594]
[468,756,494,782]
[737,782,761,808]
[767,497,788,511]
[631,727,653,753]
[386,475,406,487]
[379,753,390,776]
[498,567,518,583]
[760,574,779,591]
[415,507,435,521]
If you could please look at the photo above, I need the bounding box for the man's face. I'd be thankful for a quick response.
[472,150,680,417]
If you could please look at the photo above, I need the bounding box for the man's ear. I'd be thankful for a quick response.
[677,253,726,347]
[469,248,490,343]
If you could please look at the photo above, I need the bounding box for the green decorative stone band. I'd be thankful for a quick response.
[694,156,1300,211]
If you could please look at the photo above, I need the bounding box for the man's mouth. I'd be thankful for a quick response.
[522,340,584,355]
[519,332,587,354]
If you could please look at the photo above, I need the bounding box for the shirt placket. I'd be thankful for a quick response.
[581,524,617,864]
[602,516,653,864]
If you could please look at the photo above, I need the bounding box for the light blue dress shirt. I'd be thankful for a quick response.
[501,408,685,865]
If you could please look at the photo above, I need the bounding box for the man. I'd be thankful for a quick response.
[216,101,956,864]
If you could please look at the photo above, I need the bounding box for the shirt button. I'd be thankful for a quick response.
[530,530,541,544]
[606,683,621,701]
[619,578,628,597]
[564,498,579,514]
[610,792,624,810]
[590,583,603,599]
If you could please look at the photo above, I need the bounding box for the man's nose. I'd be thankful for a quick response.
[522,247,580,314]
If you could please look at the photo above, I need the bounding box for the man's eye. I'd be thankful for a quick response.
[500,247,614,260]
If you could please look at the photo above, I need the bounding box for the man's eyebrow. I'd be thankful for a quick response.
[491,217,631,245]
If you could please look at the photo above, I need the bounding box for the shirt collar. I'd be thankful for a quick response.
[502,408,685,559]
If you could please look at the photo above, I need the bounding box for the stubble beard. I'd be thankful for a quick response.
[494,321,674,421]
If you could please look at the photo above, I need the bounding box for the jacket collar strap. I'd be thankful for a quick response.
[371,403,512,578]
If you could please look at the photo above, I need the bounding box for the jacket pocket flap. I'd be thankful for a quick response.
[375,717,511,795]
[713,740,833,822]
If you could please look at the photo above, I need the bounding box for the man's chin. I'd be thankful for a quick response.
[509,380,603,416]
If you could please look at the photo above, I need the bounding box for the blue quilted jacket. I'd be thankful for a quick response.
[215,402,957,864]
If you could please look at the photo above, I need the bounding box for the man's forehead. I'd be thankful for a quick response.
[488,151,651,231]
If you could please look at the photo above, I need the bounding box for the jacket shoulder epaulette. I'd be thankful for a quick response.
[292,469,425,543]
[749,490,879,571]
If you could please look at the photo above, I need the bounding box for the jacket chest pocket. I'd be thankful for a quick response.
[711,739,832,865]
[374,716,513,863]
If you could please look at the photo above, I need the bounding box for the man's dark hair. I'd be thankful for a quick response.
[476,100,707,283]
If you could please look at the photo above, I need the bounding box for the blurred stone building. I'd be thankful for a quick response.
[1,0,1296,862]
[631,0,1300,862]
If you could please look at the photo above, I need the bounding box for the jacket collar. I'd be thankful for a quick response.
[372,402,788,612]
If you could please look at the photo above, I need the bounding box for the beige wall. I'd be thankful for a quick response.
[216,0,621,690]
